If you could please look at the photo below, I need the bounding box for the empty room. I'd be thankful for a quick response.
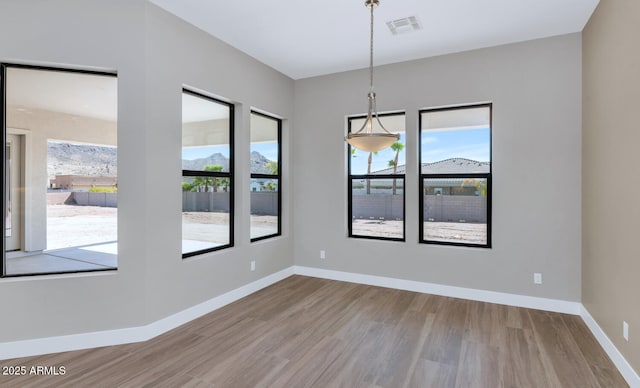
[1,0,638,386]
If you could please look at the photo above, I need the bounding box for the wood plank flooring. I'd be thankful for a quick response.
[0,275,628,387]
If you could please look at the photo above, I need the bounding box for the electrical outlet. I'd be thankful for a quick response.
[623,321,629,341]
[320,250,326,259]
[533,273,542,285]
[250,260,256,271]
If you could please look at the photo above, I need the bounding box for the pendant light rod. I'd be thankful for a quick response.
[345,0,399,152]
[368,0,376,93]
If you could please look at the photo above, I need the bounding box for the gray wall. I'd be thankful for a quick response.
[250,192,279,216]
[0,0,294,342]
[72,192,118,208]
[178,192,280,215]
[182,192,230,212]
[352,195,403,220]
[293,34,582,301]
[583,0,640,373]
[424,196,487,223]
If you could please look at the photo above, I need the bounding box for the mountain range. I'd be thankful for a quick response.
[47,142,118,182]
[182,151,272,174]
[47,142,274,180]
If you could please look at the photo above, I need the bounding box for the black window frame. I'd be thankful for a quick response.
[347,112,406,242]
[418,103,492,248]
[250,110,282,242]
[2,63,119,277]
[181,88,235,258]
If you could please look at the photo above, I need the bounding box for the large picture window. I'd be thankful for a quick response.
[181,89,234,257]
[250,111,281,241]
[347,112,406,241]
[419,104,492,247]
[2,64,118,277]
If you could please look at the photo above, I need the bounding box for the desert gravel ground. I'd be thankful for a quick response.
[352,219,486,243]
[47,205,277,249]
[47,204,117,250]
[48,205,484,249]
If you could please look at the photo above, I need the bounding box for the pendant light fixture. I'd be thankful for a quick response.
[345,0,399,152]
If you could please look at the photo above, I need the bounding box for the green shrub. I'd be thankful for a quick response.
[89,187,117,193]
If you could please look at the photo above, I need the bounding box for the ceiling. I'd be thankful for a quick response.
[4,1,600,122]
[6,67,117,122]
[149,0,599,80]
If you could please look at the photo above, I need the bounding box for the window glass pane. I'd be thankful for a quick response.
[250,178,279,240]
[4,66,117,276]
[420,107,490,169]
[349,114,406,175]
[250,113,278,174]
[182,177,231,253]
[348,112,405,241]
[420,104,491,247]
[250,112,280,241]
[182,92,231,172]
[351,178,404,239]
[422,177,487,245]
[182,90,233,256]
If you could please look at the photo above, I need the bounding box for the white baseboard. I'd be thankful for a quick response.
[0,267,294,360]
[293,266,581,314]
[2,264,637,388]
[580,306,640,388]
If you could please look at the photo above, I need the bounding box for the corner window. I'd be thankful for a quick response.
[347,112,406,241]
[2,64,118,277]
[181,89,234,257]
[419,104,492,247]
[250,111,281,241]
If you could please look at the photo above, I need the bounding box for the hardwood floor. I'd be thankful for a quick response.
[0,275,628,387]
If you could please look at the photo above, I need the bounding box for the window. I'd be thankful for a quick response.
[181,89,234,257]
[419,104,492,247]
[347,112,406,241]
[250,111,281,241]
[2,64,118,277]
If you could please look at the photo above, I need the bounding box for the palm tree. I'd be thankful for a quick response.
[266,160,278,175]
[388,159,396,194]
[264,181,278,192]
[191,176,211,192]
[182,182,196,192]
[191,164,224,192]
[366,151,378,194]
[390,141,404,194]
[205,164,224,192]
[461,178,487,196]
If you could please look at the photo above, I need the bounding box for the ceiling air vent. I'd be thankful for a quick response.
[386,16,421,35]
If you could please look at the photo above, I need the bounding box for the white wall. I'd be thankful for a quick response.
[293,34,582,301]
[0,0,294,342]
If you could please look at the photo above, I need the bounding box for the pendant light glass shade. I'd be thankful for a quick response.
[344,0,399,152]
[345,132,398,152]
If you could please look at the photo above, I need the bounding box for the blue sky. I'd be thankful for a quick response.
[251,142,278,161]
[421,127,490,163]
[350,127,490,174]
[182,145,229,160]
[182,128,489,173]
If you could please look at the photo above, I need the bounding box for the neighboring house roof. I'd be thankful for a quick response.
[373,158,490,175]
